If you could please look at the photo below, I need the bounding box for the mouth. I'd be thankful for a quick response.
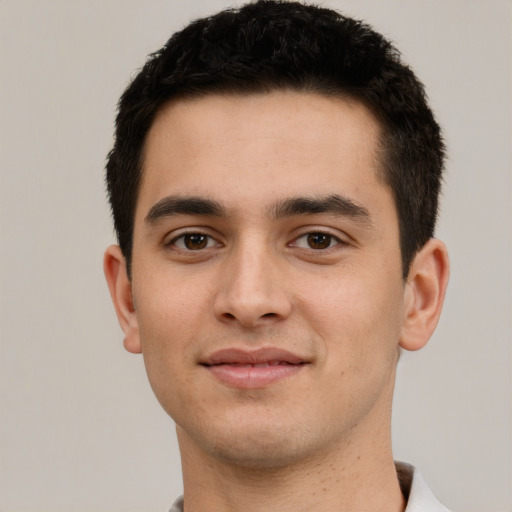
[201,348,309,389]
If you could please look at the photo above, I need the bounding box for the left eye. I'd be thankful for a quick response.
[171,233,218,250]
[293,233,341,250]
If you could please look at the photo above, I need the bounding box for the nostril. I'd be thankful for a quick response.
[220,311,277,322]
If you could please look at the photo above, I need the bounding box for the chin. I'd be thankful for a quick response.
[178,414,330,470]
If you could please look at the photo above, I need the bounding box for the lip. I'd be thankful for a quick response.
[201,348,308,389]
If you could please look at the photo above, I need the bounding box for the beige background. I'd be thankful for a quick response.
[0,1,511,511]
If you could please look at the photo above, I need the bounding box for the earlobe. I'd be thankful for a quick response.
[399,239,450,352]
[103,245,142,354]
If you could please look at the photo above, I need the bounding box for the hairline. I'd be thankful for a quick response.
[137,85,392,191]
[136,86,392,217]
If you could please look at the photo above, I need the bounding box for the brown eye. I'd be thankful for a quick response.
[307,233,333,249]
[291,232,342,250]
[183,234,209,250]
[170,233,218,251]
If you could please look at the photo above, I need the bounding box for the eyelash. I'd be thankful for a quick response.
[165,230,346,252]
[166,232,221,251]
[290,232,345,250]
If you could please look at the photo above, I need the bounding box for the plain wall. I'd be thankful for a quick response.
[0,1,511,510]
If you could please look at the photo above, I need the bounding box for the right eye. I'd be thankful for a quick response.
[170,233,219,251]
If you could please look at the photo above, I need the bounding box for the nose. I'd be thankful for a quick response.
[213,241,292,328]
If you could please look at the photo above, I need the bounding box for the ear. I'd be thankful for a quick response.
[103,245,142,354]
[399,238,450,351]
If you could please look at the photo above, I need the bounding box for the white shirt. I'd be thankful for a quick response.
[169,462,450,512]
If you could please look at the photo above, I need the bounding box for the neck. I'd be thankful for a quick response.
[177,420,405,512]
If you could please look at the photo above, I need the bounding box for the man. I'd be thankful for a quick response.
[103,1,450,511]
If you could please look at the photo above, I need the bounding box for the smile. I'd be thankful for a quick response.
[201,348,308,389]
[214,360,297,367]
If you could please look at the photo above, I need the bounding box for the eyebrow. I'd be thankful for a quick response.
[270,195,372,225]
[145,196,226,225]
[144,193,372,226]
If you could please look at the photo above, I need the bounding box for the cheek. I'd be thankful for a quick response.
[132,274,210,385]
[135,269,211,339]
[296,268,405,359]
[134,293,200,416]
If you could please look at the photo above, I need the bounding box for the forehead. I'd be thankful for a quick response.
[137,91,386,217]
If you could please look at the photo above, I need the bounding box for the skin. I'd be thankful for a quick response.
[105,91,449,512]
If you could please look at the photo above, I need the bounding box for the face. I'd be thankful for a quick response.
[125,91,409,467]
